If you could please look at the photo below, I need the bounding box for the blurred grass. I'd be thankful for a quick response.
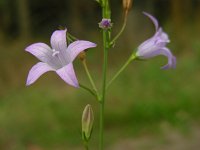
[0,37,200,149]
[0,11,200,148]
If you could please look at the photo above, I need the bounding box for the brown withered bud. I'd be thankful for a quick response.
[123,0,132,15]
[78,51,86,61]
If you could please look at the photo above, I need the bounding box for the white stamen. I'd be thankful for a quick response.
[52,49,60,57]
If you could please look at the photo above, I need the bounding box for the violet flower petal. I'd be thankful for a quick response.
[25,43,61,69]
[67,40,97,62]
[159,48,176,69]
[56,63,79,87]
[50,30,69,64]
[26,62,54,86]
[143,12,159,31]
[25,43,52,63]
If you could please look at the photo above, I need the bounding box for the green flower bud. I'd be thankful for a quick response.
[82,104,94,141]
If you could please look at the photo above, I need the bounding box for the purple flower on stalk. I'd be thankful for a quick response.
[99,18,113,29]
[136,12,176,69]
[25,29,96,87]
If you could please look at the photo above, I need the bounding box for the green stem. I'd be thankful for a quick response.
[97,0,112,149]
[99,31,108,150]
[99,1,110,150]
[84,141,89,150]
[110,15,127,46]
[79,83,97,98]
[106,54,136,89]
[82,60,99,95]
[68,32,78,41]
[99,100,105,150]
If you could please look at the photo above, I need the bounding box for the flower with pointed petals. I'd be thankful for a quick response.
[136,12,176,69]
[25,29,96,87]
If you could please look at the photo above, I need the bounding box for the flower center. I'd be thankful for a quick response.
[52,49,60,57]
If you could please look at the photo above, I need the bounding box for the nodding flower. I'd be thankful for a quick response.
[136,12,176,69]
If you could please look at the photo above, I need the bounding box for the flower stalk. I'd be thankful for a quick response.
[82,59,100,100]
[123,0,133,17]
[99,0,111,150]
[109,0,132,46]
[107,53,136,89]
[79,84,97,98]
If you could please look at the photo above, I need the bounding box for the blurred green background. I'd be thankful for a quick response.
[0,0,200,149]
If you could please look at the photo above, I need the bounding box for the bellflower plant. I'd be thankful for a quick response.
[25,0,176,150]
[26,29,96,87]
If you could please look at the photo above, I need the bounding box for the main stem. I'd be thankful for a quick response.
[99,0,110,150]
[99,31,108,150]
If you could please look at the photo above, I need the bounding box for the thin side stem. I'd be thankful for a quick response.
[82,60,99,94]
[110,13,128,46]
[68,32,78,41]
[106,54,136,89]
[79,83,97,98]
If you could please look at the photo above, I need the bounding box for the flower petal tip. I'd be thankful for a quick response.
[25,44,34,52]
[160,55,176,70]
[143,12,159,31]
[92,43,97,47]
[26,79,33,86]
[142,11,148,16]
[172,56,177,69]
[25,81,30,86]
[74,83,80,88]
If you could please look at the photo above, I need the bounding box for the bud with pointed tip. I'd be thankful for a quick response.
[82,104,94,141]
[123,0,132,15]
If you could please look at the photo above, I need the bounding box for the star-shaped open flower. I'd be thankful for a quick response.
[136,12,176,69]
[25,29,96,87]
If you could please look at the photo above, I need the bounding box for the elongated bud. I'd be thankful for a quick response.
[123,0,132,15]
[82,104,94,141]
[78,51,86,61]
